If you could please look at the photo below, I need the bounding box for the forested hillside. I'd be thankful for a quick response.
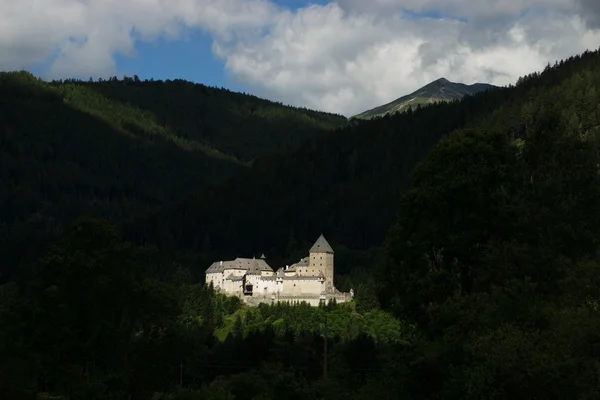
[61,75,346,161]
[373,50,600,398]
[131,53,598,268]
[0,71,345,281]
[3,48,600,399]
[0,218,404,400]
[132,52,600,270]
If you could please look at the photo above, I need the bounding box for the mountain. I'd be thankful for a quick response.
[353,77,495,119]
[4,52,600,278]
[0,71,346,280]
[5,49,600,400]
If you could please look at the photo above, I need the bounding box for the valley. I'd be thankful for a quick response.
[3,49,600,399]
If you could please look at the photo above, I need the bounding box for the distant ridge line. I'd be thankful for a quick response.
[353,78,496,120]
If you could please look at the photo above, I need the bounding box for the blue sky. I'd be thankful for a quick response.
[109,0,331,93]
[85,0,456,95]
[106,0,446,93]
[115,29,231,87]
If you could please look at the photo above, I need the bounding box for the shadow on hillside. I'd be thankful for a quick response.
[0,77,243,282]
[81,79,345,161]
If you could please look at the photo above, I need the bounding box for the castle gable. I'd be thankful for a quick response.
[225,273,244,282]
[206,260,244,273]
[290,257,309,269]
[309,234,334,254]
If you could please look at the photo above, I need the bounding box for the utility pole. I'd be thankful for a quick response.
[180,360,183,388]
[323,315,328,380]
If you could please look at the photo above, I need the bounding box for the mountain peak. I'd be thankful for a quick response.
[353,78,495,120]
[425,77,451,89]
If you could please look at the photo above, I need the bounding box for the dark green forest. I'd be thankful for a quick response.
[3,48,600,399]
[129,50,600,270]
[0,72,345,281]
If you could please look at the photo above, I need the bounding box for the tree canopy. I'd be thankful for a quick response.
[3,48,600,399]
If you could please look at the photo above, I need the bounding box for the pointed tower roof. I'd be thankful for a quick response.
[309,234,334,254]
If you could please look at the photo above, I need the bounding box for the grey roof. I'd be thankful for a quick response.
[290,257,309,269]
[309,234,334,254]
[225,273,244,282]
[206,257,273,274]
[247,258,263,275]
[206,261,229,274]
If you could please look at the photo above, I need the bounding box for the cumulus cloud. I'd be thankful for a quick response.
[0,0,277,78]
[1,0,599,115]
[217,1,600,115]
[337,0,573,20]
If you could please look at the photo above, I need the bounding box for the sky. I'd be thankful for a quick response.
[2,0,600,116]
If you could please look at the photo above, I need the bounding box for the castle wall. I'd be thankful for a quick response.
[224,268,245,278]
[223,278,243,295]
[325,253,334,292]
[206,272,220,289]
[243,292,353,307]
[309,252,334,292]
[309,253,325,276]
[252,278,278,295]
[244,274,261,291]
[211,273,333,298]
[282,278,323,294]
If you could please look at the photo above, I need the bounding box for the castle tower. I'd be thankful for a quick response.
[309,234,334,293]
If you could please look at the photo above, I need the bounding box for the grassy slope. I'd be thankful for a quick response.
[214,301,406,344]
[72,77,348,161]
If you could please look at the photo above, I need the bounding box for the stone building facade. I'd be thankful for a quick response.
[205,235,353,306]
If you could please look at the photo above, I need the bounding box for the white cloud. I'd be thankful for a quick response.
[337,0,574,20]
[0,0,277,78]
[217,1,600,115]
[576,0,600,28]
[1,0,599,115]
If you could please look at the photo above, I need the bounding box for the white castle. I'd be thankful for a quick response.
[205,235,354,306]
